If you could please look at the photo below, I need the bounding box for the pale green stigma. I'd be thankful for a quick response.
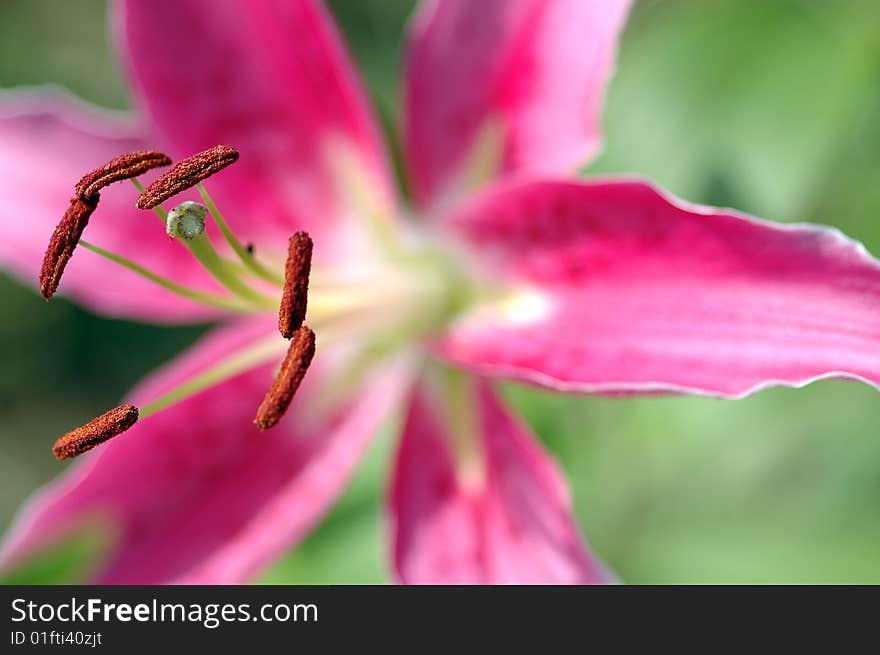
[166,201,207,240]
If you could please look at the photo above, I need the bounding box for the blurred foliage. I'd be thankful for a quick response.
[0,520,111,586]
[1,0,879,584]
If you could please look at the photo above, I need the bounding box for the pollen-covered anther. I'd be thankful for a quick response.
[75,150,171,199]
[279,231,313,338]
[38,194,100,300]
[254,326,316,431]
[53,404,139,460]
[136,145,239,209]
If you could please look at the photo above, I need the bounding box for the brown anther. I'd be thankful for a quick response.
[75,150,171,199]
[53,404,139,460]
[136,145,239,209]
[39,194,100,300]
[254,327,316,431]
[279,231,313,338]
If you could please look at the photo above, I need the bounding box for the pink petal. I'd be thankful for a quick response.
[119,0,394,252]
[438,178,880,398]
[389,375,611,584]
[0,319,411,584]
[403,0,631,209]
[0,91,225,321]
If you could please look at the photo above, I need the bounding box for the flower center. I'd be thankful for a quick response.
[40,146,462,458]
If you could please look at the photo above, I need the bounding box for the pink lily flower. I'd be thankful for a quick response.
[2,0,880,585]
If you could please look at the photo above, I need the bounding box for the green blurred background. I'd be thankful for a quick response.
[2,0,880,584]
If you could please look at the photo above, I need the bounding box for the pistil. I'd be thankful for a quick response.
[130,146,281,303]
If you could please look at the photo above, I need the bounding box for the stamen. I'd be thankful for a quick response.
[39,194,99,300]
[254,326,316,430]
[39,150,172,300]
[279,231,313,338]
[53,404,139,460]
[137,145,238,209]
[75,150,171,199]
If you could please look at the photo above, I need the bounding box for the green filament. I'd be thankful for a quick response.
[79,241,254,313]
[139,335,285,419]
